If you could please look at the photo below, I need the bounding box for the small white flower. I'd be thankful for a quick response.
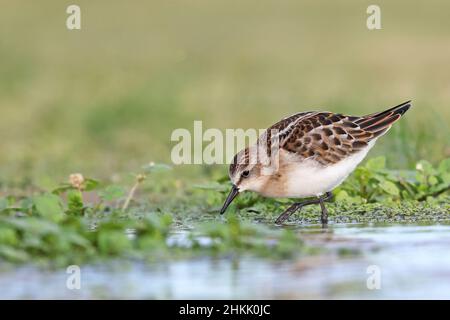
[69,173,85,189]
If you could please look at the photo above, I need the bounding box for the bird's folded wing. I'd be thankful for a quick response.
[272,108,406,166]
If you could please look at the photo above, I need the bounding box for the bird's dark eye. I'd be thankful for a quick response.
[242,170,250,178]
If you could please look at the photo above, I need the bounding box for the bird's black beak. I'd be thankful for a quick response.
[220,184,240,215]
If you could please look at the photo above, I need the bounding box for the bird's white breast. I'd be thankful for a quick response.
[282,141,375,198]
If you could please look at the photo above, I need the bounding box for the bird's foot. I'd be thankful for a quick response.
[275,192,333,226]
[275,203,302,225]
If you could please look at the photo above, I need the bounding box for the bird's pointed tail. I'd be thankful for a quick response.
[355,101,411,136]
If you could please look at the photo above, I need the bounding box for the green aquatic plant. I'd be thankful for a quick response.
[0,163,306,265]
[189,214,306,259]
[334,156,450,204]
[200,156,450,223]
[0,157,448,265]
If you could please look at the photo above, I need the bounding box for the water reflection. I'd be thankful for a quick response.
[1,223,450,299]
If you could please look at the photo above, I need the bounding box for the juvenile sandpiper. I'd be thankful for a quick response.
[220,101,411,225]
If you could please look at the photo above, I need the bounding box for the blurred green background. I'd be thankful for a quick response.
[1,0,449,187]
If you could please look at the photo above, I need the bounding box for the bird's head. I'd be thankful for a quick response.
[220,147,268,214]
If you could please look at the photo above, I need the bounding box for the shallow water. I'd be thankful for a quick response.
[1,223,450,299]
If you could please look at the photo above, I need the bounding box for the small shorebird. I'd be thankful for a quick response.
[220,101,411,225]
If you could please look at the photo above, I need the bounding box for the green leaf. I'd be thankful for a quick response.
[373,173,388,183]
[0,246,29,263]
[66,190,84,215]
[98,230,132,255]
[335,190,362,204]
[401,190,412,200]
[64,232,93,250]
[428,176,439,186]
[1,217,60,235]
[84,178,101,191]
[380,181,400,196]
[20,198,34,212]
[335,190,351,202]
[0,227,18,246]
[33,194,64,221]
[52,184,75,195]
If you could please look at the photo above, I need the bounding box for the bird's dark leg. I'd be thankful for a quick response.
[319,197,328,226]
[319,192,333,226]
[275,198,321,225]
[319,192,333,227]
[275,191,333,225]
